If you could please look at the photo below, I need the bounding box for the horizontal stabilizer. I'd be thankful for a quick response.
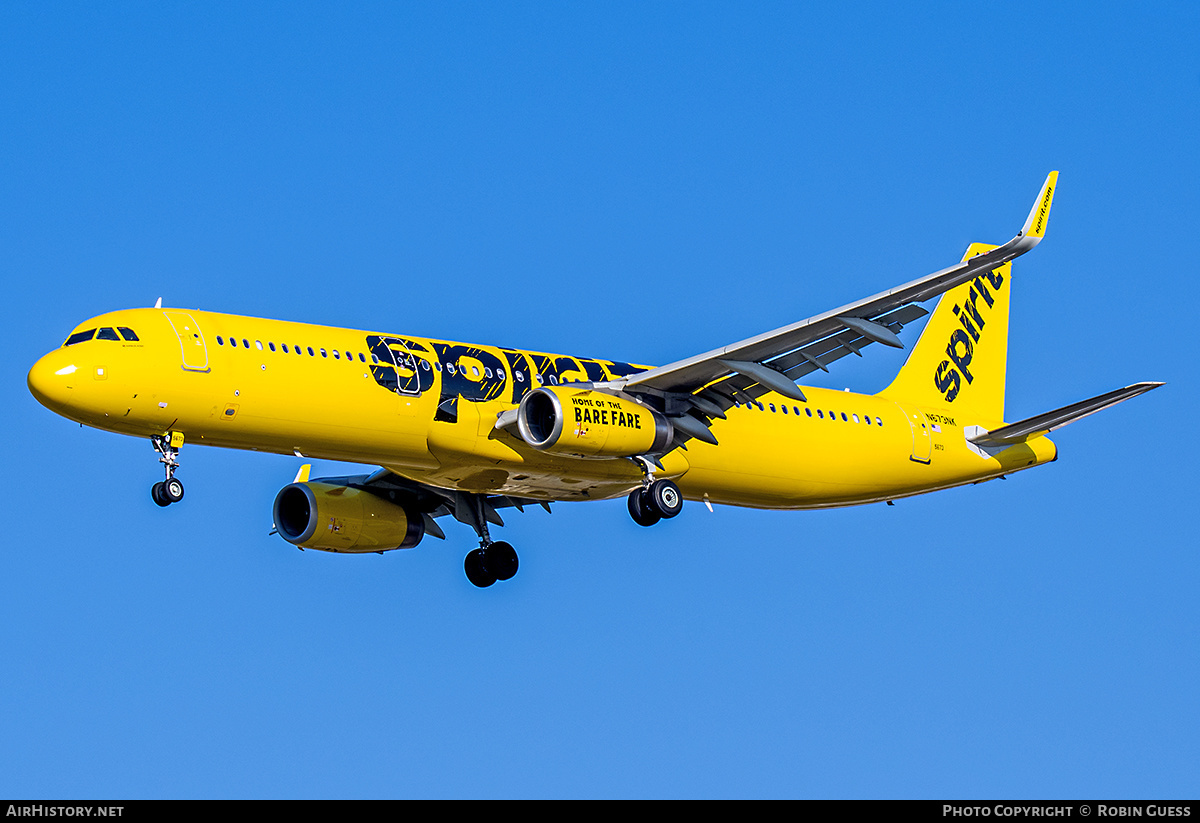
[968,382,1163,448]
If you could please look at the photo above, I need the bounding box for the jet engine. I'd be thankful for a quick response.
[515,387,673,458]
[273,481,425,553]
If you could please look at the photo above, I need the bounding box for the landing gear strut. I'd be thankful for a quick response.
[150,433,185,507]
[459,493,519,588]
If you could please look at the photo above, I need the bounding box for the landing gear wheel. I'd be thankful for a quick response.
[647,479,683,519]
[465,549,497,588]
[151,482,171,507]
[485,541,519,581]
[163,477,185,504]
[628,488,661,527]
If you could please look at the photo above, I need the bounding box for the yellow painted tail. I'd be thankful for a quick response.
[879,243,1013,420]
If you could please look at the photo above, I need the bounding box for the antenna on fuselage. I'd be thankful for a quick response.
[154,297,162,309]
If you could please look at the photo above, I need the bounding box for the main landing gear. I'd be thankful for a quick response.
[464,541,519,589]
[150,432,185,507]
[458,493,520,588]
[627,477,683,527]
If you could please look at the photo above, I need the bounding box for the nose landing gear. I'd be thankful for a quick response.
[150,432,185,507]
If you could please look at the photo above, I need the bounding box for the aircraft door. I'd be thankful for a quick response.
[163,311,210,372]
[896,403,932,464]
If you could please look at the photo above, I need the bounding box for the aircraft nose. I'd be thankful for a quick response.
[27,349,80,414]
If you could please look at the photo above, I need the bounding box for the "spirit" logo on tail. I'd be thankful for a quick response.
[932,268,1005,403]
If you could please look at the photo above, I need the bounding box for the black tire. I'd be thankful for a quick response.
[628,489,661,527]
[151,482,171,507]
[484,541,519,581]
[464,549,496,588]
[163,477,185,503]
[647,479,683,519]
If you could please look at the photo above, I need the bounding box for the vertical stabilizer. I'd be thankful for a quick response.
[878,243,1012,420]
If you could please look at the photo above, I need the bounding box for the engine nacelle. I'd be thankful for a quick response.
[516,387,673,458]
[272,481,425,553]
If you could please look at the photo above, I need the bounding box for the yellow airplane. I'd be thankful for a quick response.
[27,172,1162,587]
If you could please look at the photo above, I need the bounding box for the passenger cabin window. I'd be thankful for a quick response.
[65,329,96,346]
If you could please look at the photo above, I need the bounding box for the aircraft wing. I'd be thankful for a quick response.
[312,468,550,541]
[598,172,1058,448]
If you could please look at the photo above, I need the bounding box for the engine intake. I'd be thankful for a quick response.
[273,481,424,553]
[515,387,673,457]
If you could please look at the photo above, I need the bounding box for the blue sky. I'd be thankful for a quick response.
[2,2,1196,798]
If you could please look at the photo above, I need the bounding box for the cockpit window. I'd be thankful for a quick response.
[117,327,140,341]
[96,327,121,341]
[65,329,96,346]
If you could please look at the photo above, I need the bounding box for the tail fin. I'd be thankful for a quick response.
[879,243,1013,420]
[879,171,1058,419]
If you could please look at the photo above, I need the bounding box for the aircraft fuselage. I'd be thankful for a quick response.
[27,307,1056,510]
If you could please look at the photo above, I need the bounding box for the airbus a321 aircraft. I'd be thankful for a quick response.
[28,173,1162,587]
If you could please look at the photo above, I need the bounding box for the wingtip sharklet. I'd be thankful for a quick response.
[1020,171,1058,241]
